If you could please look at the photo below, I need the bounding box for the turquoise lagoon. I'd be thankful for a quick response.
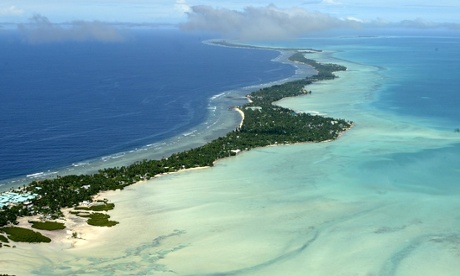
[3,36,460,275]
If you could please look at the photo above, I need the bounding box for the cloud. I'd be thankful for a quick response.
[180,5,360,40]
[346,16,364,23]
[180,5,460,40]
[368,17,460,30]
[175,0,191,13]
[0,5,24,16]
[18,14,125,44]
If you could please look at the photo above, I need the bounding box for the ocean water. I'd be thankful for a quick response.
[0,29,297,189]
[258,35,460,127]
[2,33,460,275]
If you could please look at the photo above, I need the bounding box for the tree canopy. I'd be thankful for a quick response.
[0,51,352,240]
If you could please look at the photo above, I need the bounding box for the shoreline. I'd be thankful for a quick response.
[0,47,311,193]
[0,40,352,255]
[2,36,460,275]
[206,39,323,53]
[234,107,245,129]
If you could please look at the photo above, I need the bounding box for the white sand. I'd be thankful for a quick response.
[3,133,460,275]
[234,107,245,129]
[2,49,460,275]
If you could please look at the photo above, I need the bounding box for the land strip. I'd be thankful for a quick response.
[0,49,352,245]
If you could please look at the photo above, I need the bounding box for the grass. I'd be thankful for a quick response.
[1,226,51,243]
[30,221,66,231]
[86,213,119,227]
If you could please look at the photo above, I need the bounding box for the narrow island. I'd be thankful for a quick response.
[0,48,352,246]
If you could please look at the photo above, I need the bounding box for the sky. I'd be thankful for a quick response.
[1,0,460,24]
[1,1,460,41]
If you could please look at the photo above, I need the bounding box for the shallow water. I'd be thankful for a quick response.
[2,37,460,275]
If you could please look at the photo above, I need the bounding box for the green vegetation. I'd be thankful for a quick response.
[70,210,85,215]
[0,50,352,239]
[75,203,115,212]
[86,213,119,227]
[0,234,8,243]
[30,221,65,231]
[72,210,118,227]
[2,226,51,243]
[73,212,90,217]
[288,52,347,81]
[89,203,115,211]
[211,40,322,53]
[0,205,21,228]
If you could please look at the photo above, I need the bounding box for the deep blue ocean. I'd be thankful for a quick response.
[1,30,459,189]
[5,30,460,273]
[0,29,294,182]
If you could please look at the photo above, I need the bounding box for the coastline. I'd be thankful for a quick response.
[2,37,460,275]
[0,47,312,193]
[0,40,350,242]
[234,107,245,129]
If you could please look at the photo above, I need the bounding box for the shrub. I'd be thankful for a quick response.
[1,226,51,243]
[88,203,115,212]
[0,234,8,243]
[74,203,114,211]
[31,221,65,231]
[86,213,118,227]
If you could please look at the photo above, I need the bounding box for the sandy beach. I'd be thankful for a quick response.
[234,107,245,129]
[2,41,460,275]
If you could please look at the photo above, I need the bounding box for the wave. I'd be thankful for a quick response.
[182,130,197,137]
[72,162,90,167]
[210,92,226,100]
[26,171,57,178]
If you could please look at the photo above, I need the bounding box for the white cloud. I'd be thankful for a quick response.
[18,14,125,44]
[0,5,24,16]
[180,4,460,40]
[180,5,360,40]
[345,16,363,23]
[175,0,191,13]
